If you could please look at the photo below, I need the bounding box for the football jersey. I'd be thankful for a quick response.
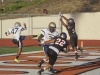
[66,24,77,37]
[41,28,59,44]
[7,26,26,41]
[49,37,69,54]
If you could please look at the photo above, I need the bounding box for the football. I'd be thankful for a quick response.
[43,9,48,14]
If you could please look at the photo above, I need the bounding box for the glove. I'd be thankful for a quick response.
[38,43,42,46]
[38,40,44,46]
[58,12,62,19]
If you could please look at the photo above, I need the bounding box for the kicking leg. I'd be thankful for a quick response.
[25,35,37,39]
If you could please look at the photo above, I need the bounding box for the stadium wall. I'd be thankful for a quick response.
[0,12,100,47]
[0,39,100,47]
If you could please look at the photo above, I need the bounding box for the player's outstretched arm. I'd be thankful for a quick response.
[38,34,44,46]
[44,39,55,44]
[23,23,27,29]
[5,32,8,36]
[60,15,69,28]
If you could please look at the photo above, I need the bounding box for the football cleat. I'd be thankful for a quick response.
[78,46,83,54]
[37,71,41,75]
[38,63,41,69]
[14,58,20,63]
[49,69,60,74]
[75,53,80,61]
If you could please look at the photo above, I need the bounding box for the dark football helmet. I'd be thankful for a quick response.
[60,32,67,39]
[68,18,75,25]
[49,22,56,32]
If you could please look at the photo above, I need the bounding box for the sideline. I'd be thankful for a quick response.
[0,50,43,56]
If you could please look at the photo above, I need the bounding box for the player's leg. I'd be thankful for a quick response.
[14,39,23,63]
[48,50,58,74]
[38,56,49,69]
[38,64,52,75]
[77,46,83,54]
[43,45,55,72]
[12,39,22,63]
[37,48,51,75]
[15,36,24,63]
[19,35,37,40]
[76,36,83,54]
[25,35,37,39]
[43,45,49,56]
[38,47,50,69]
[37,49,57,75]
[70,36,80,61]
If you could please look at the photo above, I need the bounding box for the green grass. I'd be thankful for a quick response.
[0,46,43,54]
[0,0,47,14]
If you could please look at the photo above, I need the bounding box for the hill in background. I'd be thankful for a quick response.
[0,0,100,19]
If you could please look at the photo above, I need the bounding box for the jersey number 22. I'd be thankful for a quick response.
[55,38,65,46]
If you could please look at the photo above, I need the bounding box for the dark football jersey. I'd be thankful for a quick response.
[52,37,69,52]
[66,24,77,37]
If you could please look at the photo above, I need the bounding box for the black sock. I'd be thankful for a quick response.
[39,69,44,72]
[16,56,19,59]
[39,60,44,65]
[33,35,37,37]
[75,52,78,55]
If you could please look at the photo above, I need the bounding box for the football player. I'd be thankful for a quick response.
[59,13,83,61]
[38,22,59,73]
[37,32,69,75]
[5,22,37,63]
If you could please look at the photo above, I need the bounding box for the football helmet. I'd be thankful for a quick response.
[49,22,56,32]
[14,22,21,26]
[60,32,67,39]
[68,18,75,25]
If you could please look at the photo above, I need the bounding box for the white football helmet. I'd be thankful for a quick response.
[48,22,56,32]
[14,22,21,26]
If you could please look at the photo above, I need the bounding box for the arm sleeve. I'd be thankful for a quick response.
[41,30,45,35]
[38,29,45,42]
[38,34,44,42]
[21,27,27,31]
[7,28,13,35]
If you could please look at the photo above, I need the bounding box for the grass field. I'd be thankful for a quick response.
[0,46,43,54]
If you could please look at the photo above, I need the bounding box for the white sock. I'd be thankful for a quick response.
[74,51,77,53]
[43,59,46,62]
[43,68,46,71]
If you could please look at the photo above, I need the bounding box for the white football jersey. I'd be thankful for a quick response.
[41,28,59,44]
[7,26,26,41]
